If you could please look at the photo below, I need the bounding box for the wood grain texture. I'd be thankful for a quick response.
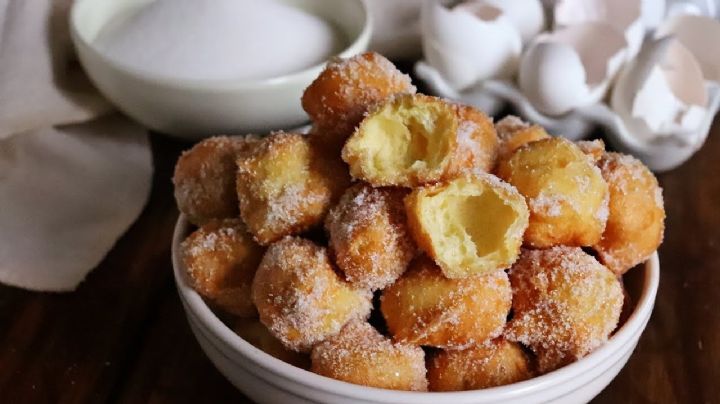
[1,121,719,404]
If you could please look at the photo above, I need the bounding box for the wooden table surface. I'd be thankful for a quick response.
[1,110,719,403]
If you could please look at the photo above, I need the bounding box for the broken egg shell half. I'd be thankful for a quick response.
[554,0,645,59]
[656,13,720,83]
[464,0,546,44]
[421,0,522,91]
[519,22,627,116]
[611,36,708,144]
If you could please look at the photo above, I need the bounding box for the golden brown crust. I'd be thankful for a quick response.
[325,183,416,290]
[497,137,609,248]
[494,116,550,162]
[302,52,416,148]
[427,338,533,391]
[342,94,497,187]
[251,237,372,352]
[381,256,511,349]
[575,139,606,163]
[404,173,528,279]
[311,320,428,391]
[181,218,264,317]
[173,135,259,225]
[593,153,665,275]
[236,132,349,245]
[506,247,623,373]
[234,318,310,369]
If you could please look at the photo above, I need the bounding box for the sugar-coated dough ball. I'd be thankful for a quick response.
[575,139,606,163]
[405,173,528,278]
[497,137,609,248]
[302,52,416,148]
[251,237,372,352]
[325,183,416,290]
[593,153,665,275]
[495,116,550,161]
[173,135,259,225]
[381,256,511,349]
[427,339,533,391]
[506,247,623,373]
[181,218,264,317]
[311,320,428,391]
[342,94,498,187]
[236,132,349,245]
[234,318,310,369]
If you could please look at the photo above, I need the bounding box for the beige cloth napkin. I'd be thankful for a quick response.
[0,0,153,291]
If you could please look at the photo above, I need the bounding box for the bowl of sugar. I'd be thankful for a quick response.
[70,0,371,139]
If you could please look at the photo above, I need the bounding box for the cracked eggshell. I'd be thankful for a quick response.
[421,0,522,91]
[366,0,422,60]
[519,23,627,116]
[656,14,720,83]
[555,0,645,58]
[475,0,546,44]
[612,37,708,143]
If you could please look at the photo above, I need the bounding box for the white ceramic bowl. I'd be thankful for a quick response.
[70,0,371,139]
[172,216,659,404]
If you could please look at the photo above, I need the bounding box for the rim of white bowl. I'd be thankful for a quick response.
[172,215,659,402]
[69,0,372,90]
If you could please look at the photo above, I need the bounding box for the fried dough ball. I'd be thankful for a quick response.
[381,256,511,349]
[495,116,550,161]
[506,247,623,373]
[593,153,665,275]
[427,339,533,391]
[234,318,310,369]
[251,237,372,352]
[325,184,416,290]
[174,135,259,226]
[302,52,416,147]
[576,139,606,163]
[497,137,609,248]
[236,132,349,245]
[311,320,428,391]
[342,94,498,187]
[405,173,528,279]
[181,219,264,317]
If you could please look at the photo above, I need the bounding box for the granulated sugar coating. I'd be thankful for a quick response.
[506,247,623,373]
[251,237,372,352]
[311,320,427,391]
[381,256,511,349]
[181,218,264,317]
[325,183,416,290]
[95,0,341,81]
[173,135,259,226]
[428,338,533,391]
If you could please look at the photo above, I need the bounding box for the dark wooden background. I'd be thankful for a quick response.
[1,72,719,403]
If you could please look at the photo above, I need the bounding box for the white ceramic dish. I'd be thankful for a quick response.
[172,215,660,404]
[70,0,371,139]
[415,61,720,172]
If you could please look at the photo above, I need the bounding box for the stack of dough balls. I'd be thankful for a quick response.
[173,52,665,392]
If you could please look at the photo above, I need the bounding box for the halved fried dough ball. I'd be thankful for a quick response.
[575,139,606,163]
[302,52,416,147]
[506,247,623,373]
[497,137,609,248]
[593,153,665,275]
[181,218,264,317]
[342,94,498,187]
[234,318,310,369]
[427,339,533,391]
[311,320,427,391]
[495,116,550,161]
[236,132,349,245]
[405,173,528,279]
[381,256,511,349]
[325,184,416,290]
[173,135,259,225]
[251,237,372,352]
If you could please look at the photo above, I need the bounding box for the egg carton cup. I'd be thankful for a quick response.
[415,61,720,172]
